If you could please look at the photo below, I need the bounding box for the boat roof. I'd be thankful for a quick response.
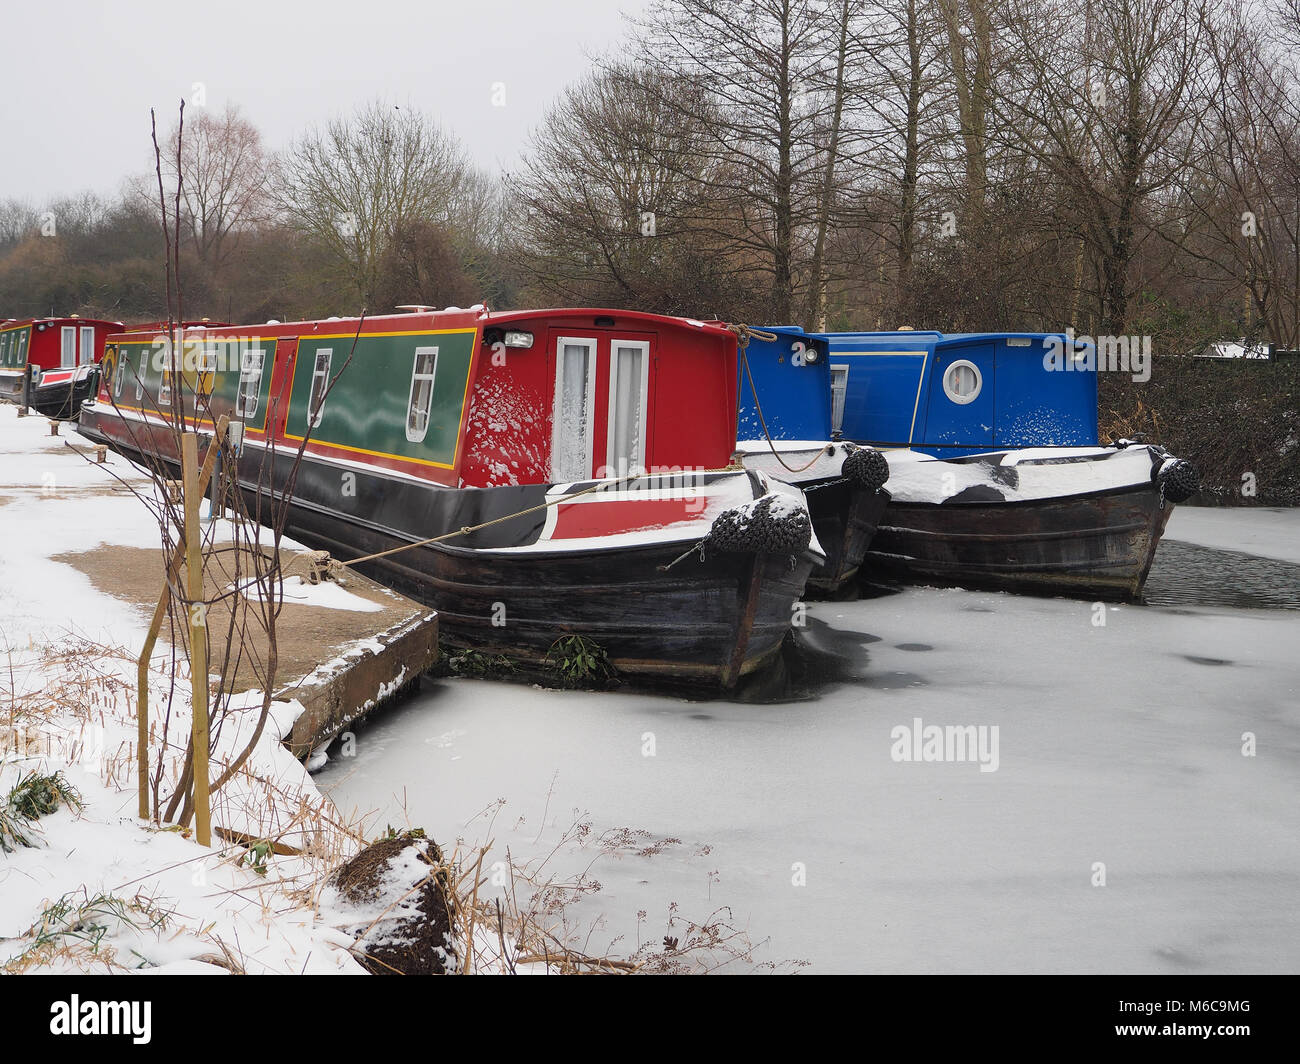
[108,306,737,342]
[121,319,234,332]
[1,316,123,329]
[824,330,1087,349]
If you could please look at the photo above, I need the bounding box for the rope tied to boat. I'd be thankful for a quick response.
[727,323,836,476]
[331,470,646,570]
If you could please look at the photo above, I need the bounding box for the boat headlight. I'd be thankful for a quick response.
[503,330,534,349]
[803,346,820,364]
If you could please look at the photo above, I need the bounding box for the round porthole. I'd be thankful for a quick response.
[943,359,982,404]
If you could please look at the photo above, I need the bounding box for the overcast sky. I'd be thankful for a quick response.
[0,0,647,203]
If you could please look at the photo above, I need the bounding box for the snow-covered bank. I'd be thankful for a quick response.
[0,409,370,973]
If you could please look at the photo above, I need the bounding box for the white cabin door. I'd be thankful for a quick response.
[60,326,76,368]
[605,338,650,477]
[551,336,597,482]
[80,326,96,366]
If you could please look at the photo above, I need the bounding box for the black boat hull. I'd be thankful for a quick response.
[803,480,889,595]
[31,370,99,420]
[78,403,815,688]
[279,502,812,686]
[865,485,1173,601]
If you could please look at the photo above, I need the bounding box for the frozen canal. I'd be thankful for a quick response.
[316,507,1300,973]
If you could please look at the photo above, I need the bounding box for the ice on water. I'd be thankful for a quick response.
[318,509,1300,973]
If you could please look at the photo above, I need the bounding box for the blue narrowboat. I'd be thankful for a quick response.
[818,330,1198,601]
[731,325,890,595]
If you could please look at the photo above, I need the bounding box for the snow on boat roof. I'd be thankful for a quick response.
[1,315,122,329]
[108,308,737,341]
[824,330,1082,349]
[884,445,1157,504]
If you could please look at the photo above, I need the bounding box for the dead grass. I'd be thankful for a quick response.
[3,641,801,975]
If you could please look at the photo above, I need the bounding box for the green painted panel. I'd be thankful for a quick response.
[0,327,28,368]
[117,341,158,403]
[288,331,475,467]
[114,336,272,424]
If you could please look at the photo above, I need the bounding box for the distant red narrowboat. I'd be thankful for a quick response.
[0,315,122,417]
[79,306,823,688]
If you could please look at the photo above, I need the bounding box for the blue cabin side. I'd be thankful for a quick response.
[735,326,833,442]
[825,331,1100,456]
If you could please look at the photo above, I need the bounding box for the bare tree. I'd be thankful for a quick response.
[0,199,40,250]
[629,0,849,323]
[161,102,270,272]
[1177,0,1300,347]
[995,0,1217,334]
[805,0,854,327]
[937,0,995,227]
[276,100,469,305]
[510,63,763,316]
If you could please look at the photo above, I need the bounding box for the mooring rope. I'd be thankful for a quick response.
[725,323,835,476]
[337,470,645,568]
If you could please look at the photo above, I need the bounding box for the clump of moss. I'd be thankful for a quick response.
[447,649,519,679]
[544,635,618,689]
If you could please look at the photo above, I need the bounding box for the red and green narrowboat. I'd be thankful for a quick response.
[78,307,824,688]
[0,316,122,417]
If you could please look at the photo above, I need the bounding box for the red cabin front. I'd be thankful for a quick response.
[1,315,122,403]
[459,308,739,488]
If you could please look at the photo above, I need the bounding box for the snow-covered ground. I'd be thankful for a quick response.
[0,409,371,973]
[319,507,1300,974]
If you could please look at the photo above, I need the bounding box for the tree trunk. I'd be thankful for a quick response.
[939,0,991,227]
[806,0,852,329]
[773,1,795,323]
[897,0,922,311]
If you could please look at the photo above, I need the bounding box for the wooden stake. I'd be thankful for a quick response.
[135,417,226,826]
[182,433,211,848]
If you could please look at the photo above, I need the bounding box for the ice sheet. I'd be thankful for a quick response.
[319,547,1300,974]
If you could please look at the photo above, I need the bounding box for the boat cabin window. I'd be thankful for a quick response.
[552,336,597,481]
[80,326,95,366]
[158,344,173,407]
[830,364,849,433]
[113,351,125,399]
[61,327,76,368]
[196,342,217,398]
[134,352,145,402]
[308,349,332,429]
[942,359,982,405]
[405,346,439,443]
[606,339,649,475]
[236,346,265,419]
